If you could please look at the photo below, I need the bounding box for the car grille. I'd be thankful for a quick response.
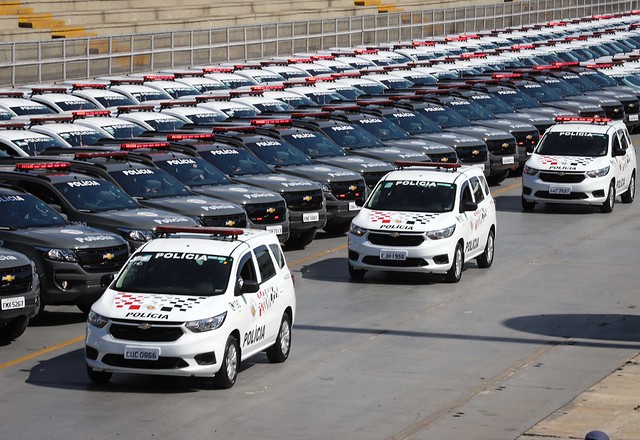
[513,130,539,152]
[455,145,488,163]
[539,172,585,184]
[578,109,606,118]
[102,353,188,369]
[486,138,517,155]
[368,232,425,247]
[620,98,639,116]
[331,179,366,203]
[201,212,247,227]
[534,191,587,200]
[282,189,324,211]
[427,151,458,164]
[362,256,428,267]
[0,264,32,296]
[75,245,129,273]
[600,104,625,120]
[362,170,389,188]
[109,321,184,342]
[245,200,287,225]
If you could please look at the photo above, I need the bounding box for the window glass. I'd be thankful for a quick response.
[255,245,277,282]
[238,253,257,284]
[470,177,485,203]
[268,243,286,269]
[459,181,473,212]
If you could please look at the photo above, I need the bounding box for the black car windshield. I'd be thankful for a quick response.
[185,112,227,125]
[9,103,55,116]
[59,130,104,147]
[321,123,385,149]
[468,94,516,114]
[144,117,186,132]
[0,193,66,228]
[114,252,232,295]
[94,94,137,108]
[517,82,565,103]
[13,135,69,155]
[200,148,273,176]
[445,100,495,121]
[382,110,443,135]
[156,157,231,187]
[538,78,582,98]
[243,139,313,166]
[55,99,99,111]
[365,180,456,213]
[264,94,316,108]
[54,179,139,212]
[100,122,146,138]
[110,167,192,198]
[280,131,347,158]
[581,71,618,88]
[536,131,608,157]
[415,106,472,128]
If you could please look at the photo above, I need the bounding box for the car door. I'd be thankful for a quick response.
[252,244,287,350]
[461,176,488,260]
[614,129,635,194]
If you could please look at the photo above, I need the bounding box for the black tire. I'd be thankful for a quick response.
[445,243,464,283]
[323,220,351,236]
[621,172,635,204]
[266,313,292,363]
[348,263,366,280]
[521,196,536,212]
[86,365,112,384]
[487,170,509,185]
[284,229,317,250]
[601,181,615,213]
[0,316,29,342]
[476,229,495,269]
[213,335,239,389]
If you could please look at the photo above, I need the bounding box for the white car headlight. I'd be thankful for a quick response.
[322,183,332,192]
[426,224,456,240]
[38,247,78,262]
[349,223,367,237]
[586,166,610,178]
[186,311,227,333]
[523,164,539,176]
[119,228,154,242]
[87,310,108,328]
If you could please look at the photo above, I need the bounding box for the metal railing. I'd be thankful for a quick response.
[0,0,638,87]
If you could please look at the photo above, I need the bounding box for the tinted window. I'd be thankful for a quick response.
[255,245,277,282]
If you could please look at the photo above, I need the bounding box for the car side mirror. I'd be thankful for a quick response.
[462,200,478,212]
[235,278,260,296]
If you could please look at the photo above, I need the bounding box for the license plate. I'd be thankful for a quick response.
[380,249,407,261]
[549,186,572,195]
[502,156,515,165]
[630,114,639,121]
[348,201,359,211]
[473,163,485,171]
[124,346,160,361]
[302,212,319,222]
[266,225,283,235]
[1,296,25,311]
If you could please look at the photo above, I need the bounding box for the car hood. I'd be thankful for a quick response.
[272,165,361,183]
[191,184,284,205]
[353,207,449,232]
[138,196,244,216]
[93,209,198,228]
[0,248,31,268]
[527,154,603,172]
[382,139,456,155]
[231,174,321,193]
[3,225,125,249]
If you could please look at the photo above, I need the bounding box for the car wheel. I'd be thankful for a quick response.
[476,229,495,269]
[86,365,112,384]
[487,170,509,185]
[601,181,615,213]
[0,316,29,342]
[213,335,239,389]
[323,220,350,235]
[284,229,317,250]
[266,313,292,363]
[348,263,366,280]
[445,243,464,283]
[521,196,536,212]
[621,172,635,204]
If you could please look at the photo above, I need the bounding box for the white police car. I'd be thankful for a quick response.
[85,226,296,388]
[522,117,637,213]
[348,162,497,283]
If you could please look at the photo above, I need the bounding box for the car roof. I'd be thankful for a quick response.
[383,164,483,184]
[141,227,275,255]
[546,118,624,134]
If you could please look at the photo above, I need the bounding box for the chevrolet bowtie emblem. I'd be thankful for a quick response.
[441,157,449,162]
[138,323,152,330]
[103,253,114,260]
[348,185,357,191]
[303,195,312,202]
[389,232,400,238]
[502,143,510,148]
[2,274,15,282]
[472,149,480,155]
[225,220,236,226]
[266,207,276,214]
[526,135,533,140]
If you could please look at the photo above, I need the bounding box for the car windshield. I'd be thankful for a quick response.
[366,180,456,213]
[131,91,172,102]
[185,112,227,124]
[249,101,294,112]
[101,122,146,138]
[94,94,137,108]
[303,90,348,105]
[415,106,472,128]
[9,103,56,116]
[0,110,13,120]
[55,99,99,111]
[162,87,200,99]
[144,118,186,132]
[266,94,316,108]
[492,88,542,109]
[243,139,313,166]
[0,193,67,228]
[536,131,608,157]
[13,135,69,155]
[385,110,443,135]
[468,94,515,114]
[110,167,192,198]
[517,82,565,103]
[581,71,618,88]
[445,99,495,121]
[321,123,385,149]
[113,251,232,295]
[352,115,412,141]
[351,81,386,95]
[200,148,273,176]
[281,131,347,158]
[59,130,104,147]
[156,157,231,187]
[54,179,139,212]
[540,77,583,97]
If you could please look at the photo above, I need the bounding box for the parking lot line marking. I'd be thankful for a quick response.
[492,181,520,195]
[289,244,348,269]
[0,335,84,370]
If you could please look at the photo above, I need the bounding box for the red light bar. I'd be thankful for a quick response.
[394,161,461,169]
[287,58,314,64]
[552,61,580,67]
[414,89,450,95]
[321,105,360,112]
[172,71,205,78]
[445,36,469,42]
[116,105,155,113]
[72,83,107,90]
[259,60,289,66]
[155,225,244,236]
[282,80,311,88]
[29,115,73,124]
[383,65,412,71]
[0,91,25,98]
[290,111,331,118]
[355,99,394,106]
[511,44,535,50]
[460,53,488,59]
[491,73,523,79]
[359,68,387,75]
[251,85,285,91]
[72,110,111,118]
[202,67,234,73]
[194,94,231,102]
[233,63,261,70]
[143,75,175,81]
[109,78,145,85]
[412,41,436,47]
[15,162,71,170]
[159,100,197,108]
[354,49,378,54]
[167,133,215,141]
[331,72,361,78]
[554,116,611,124]
[0,122,26,129]
[229,90,263,97]
[250,119,292,126]
[212,126,257,133]
[120,142,171,150]
[30,86,68,94]
[532,65,558,71]
[583,63,614,69]
[309,54,336,60]
[74,151,129,159]
[312,76,335,82]
[547,21,567,26]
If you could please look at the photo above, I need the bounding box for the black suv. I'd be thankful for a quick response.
[0,248,39,341]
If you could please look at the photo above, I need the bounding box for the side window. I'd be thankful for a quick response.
[11,181,63,208]
[268,243,286,269]
[255,245,277,282]
[0,142,19,157]
[612,133,622,154]
[459,180,473,212]
[479,175,490,196]
[469,177,485,204]
[619,131,630,151]
[237,253,258,284]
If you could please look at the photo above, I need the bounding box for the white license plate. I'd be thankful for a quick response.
[502,156,515,165]
[549,186,572,195]
[124,346,160,361]
[348,201,359,211]
[302,212,319,222]
[1,296,25,311]
[266,225,283,235]
[473,163,485,171]
[380,249,408,261]
[630,114,639,121]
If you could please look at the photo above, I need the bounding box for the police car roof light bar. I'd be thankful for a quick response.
[72,110,111,119]
[159,101,197,108]
[167,133,215,141]
[71,83,108,90]
[15,162,71,171]
[120,142,171,150]
[212,126,257,133]
[194,94,231,102]
[290,111,331,119]
[171,71,205,78]
[116,105,155,114]
[109,78,145,86]
[0,122,26,130]
[251,85,285,91]
[201,67,234,73]
[30,86,68,95]
[29,115,74,125]
[250,119,292,126]
[155,225,244,237]
[0,91,25,98]
[394,161,461,169]
[554,116,611,124]
[143,75,175,82]
[74,151,129,160]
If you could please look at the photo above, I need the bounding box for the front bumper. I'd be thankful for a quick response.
[522,172,612,205]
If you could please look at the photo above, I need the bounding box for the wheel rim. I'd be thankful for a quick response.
[226,343,238,380]
[630,175,636,199]
[609,184,615,209]
[486,233,494,263]
[454,247,463,278]
[280,321,291,355]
